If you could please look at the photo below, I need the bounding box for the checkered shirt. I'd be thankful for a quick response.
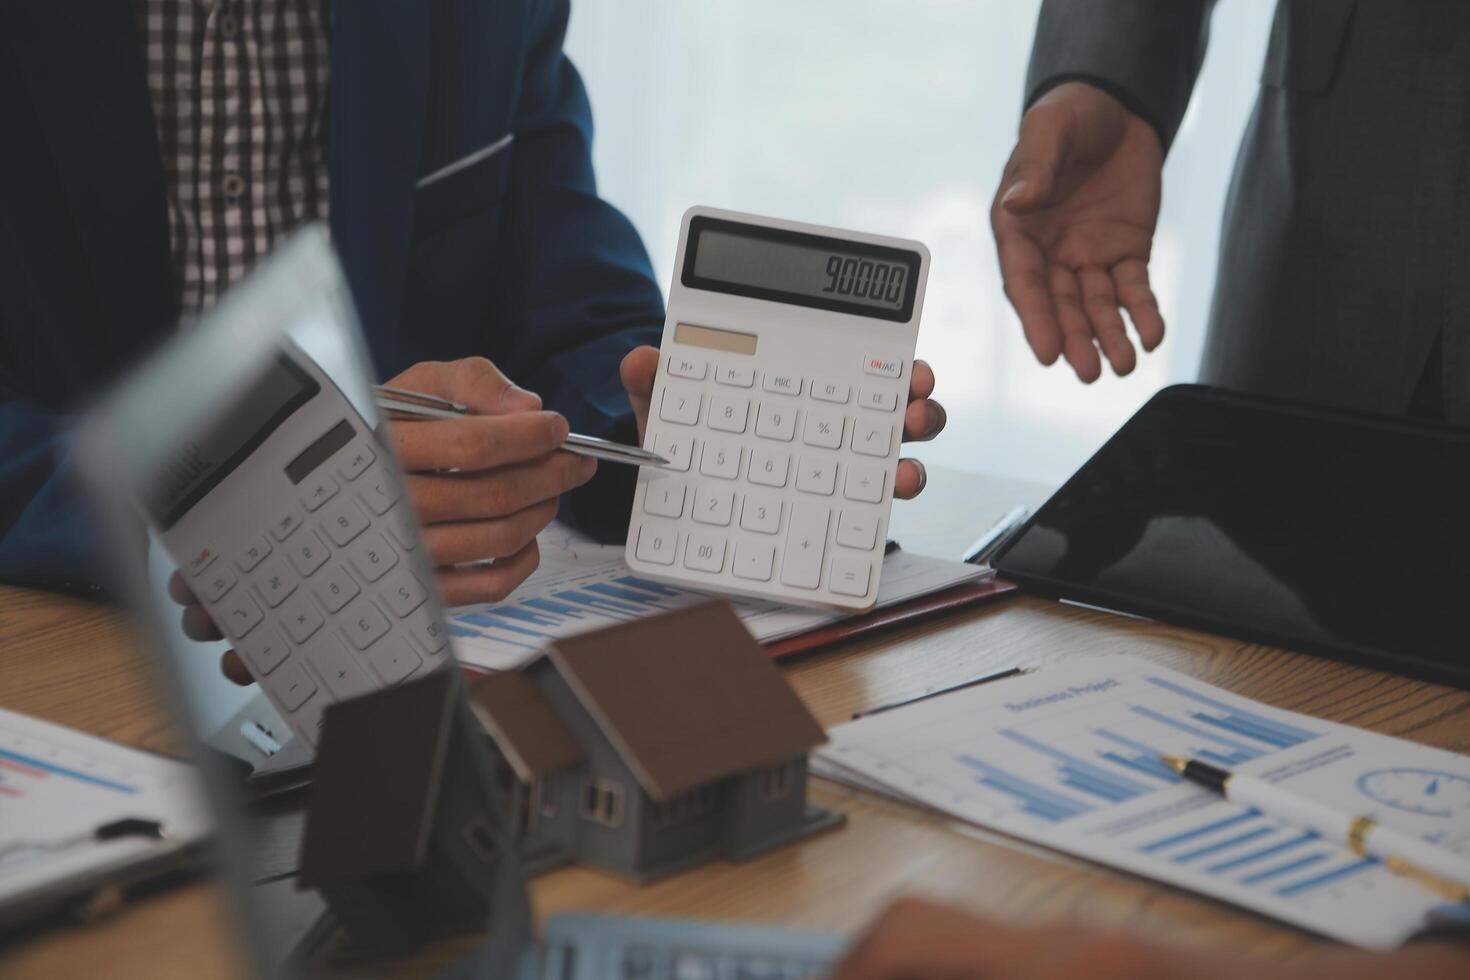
[136,0,331,318]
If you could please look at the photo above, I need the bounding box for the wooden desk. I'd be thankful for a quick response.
[3,572,1468,977]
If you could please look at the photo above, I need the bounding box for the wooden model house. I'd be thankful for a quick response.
[470,602,843,881]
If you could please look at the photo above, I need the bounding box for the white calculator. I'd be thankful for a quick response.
[75,229,451,751]
[626,207,930,611]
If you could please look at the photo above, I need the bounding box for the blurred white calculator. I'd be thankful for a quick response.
[626,207,929,611]
[75,228,452,751]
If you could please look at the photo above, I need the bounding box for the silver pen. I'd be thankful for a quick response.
[372,385,669,469]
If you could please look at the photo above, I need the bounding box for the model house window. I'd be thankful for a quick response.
[758,763,791,802]
[532,774,560,819]
[580,778,625,828]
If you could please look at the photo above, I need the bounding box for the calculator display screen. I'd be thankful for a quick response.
[682,217,920,322]
[143,356,318,528]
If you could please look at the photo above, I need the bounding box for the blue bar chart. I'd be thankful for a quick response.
[957,754,1092,822]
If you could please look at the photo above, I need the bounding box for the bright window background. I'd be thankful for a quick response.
[567,1,1273,486]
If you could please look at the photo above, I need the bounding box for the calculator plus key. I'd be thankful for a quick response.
[781,501,829,589]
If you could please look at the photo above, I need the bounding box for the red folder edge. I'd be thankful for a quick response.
[763,575,1020,661]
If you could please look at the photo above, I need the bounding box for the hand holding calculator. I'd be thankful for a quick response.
[626,208,931,611]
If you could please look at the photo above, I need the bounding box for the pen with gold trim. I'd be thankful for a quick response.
[1162,755,1470,904]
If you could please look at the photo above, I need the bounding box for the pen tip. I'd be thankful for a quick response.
[1159,755,1187,774]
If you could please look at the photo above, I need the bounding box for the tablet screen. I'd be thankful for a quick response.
[993,386,1470,688]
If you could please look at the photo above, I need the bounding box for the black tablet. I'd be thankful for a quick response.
[992,385,1470,689]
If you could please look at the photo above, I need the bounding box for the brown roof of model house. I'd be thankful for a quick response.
[469,670,585,781]
[544,602,828,801]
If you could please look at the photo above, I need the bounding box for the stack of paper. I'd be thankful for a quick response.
[812,656,1470,948]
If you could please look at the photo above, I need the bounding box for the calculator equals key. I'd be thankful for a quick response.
[626,207,928,611]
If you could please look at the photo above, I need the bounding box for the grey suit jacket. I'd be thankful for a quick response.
[1027,0,1470,423]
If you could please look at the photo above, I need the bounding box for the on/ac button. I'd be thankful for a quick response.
[862,355,903,379]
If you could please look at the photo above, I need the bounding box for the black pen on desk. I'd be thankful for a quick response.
[373,385,670,468]
[1164,755,1470,904]
[852,667,1025,720]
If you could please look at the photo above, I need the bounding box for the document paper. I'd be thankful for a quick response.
[812,656,1470,948]
[446,522,990,671]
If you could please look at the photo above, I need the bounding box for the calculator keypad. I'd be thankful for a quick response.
[189,437,446,749]
[632,347,906,609]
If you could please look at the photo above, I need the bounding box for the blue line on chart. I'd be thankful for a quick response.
[1275,857,1378,897]
[1129,706,1263,761]
[553,590,642,618]
[523,598,590,620]
[1173,826,1276,863]
[1240,852,1330,885]
[1138,809,1259,853]
[998,729,1153,802]
[458,613,548,640]
[486,605,562,628]
[956,754,1093,822]
[1144,676,1318,746]
[1208,832,1319,874]
[0,747,137,794]
[615,575,689,598]
[1093,729,1183,782]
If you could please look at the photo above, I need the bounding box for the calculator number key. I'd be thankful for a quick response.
[320,499,370,546]
[699,440,742,480]
[342,596,392,650]
[643,476,687,518]
[380,567,429,618]
[708,394,750,433]
[285,530,331,577]
[740,494,782,534]
[754,403,796,442]
[406,608,449,655]
[347,533,398,582]
[853,418,893,457]
[312,562,361,613]
[652,431,694,472]
[683,531,727,573]
[692,486,734,526]
[635,524,679,565]
[659,388,702,426]
[748,448,790,488]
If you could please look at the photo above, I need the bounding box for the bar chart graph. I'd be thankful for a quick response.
[0,733,139,796]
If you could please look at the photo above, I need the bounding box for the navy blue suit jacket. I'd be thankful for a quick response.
[0,0,664,592]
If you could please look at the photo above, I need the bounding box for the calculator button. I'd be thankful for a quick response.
[659,388,702,425]
[347,533,398,583]
[254,558,297,608]
[748,448,790,488]
[859,387,899,412]
[338,442,377,482]
[285,530,331,578]
[853,418,893,457]
[342,596,392,650]
[667,354,707,380]
[643,477,687,518]
[811,378,851,404]
[363,643,422,685]
[740,494,783,534]
[280,595,325,643]
[844,463,886,503]
[406,608,449,654]
[796,456,838,496]
[238,625,289,676]
[305,633,377,700]
[312,562,361,613]
[320,498,370,546]
[802,410,844,449]
[781,500,830,589]
[385,508,418,551]
[635,524,679,565]
[733,540,775,581]
[219,591,263,639]
[830,556,873,597]
[380,567,429,618]
[300,473,339,511]
[270,508,303,541]
[699,439,742,480]
[198,566,237,603]
[290,692,329,747]
[862,354,903,379]
[359,474,401,516]
[683,531,727,573]
[708,394,750,433]
[652,431,694,472]
[236,536,272,572]
[837,509,880,550]
[273,662,318,712]
[692,486,734,526]
[187,546,218,577]
[754,403,796,441]
[762,373,802,397]
[715,364,755,387]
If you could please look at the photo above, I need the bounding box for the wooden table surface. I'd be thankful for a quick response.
[3,563,1468,977]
